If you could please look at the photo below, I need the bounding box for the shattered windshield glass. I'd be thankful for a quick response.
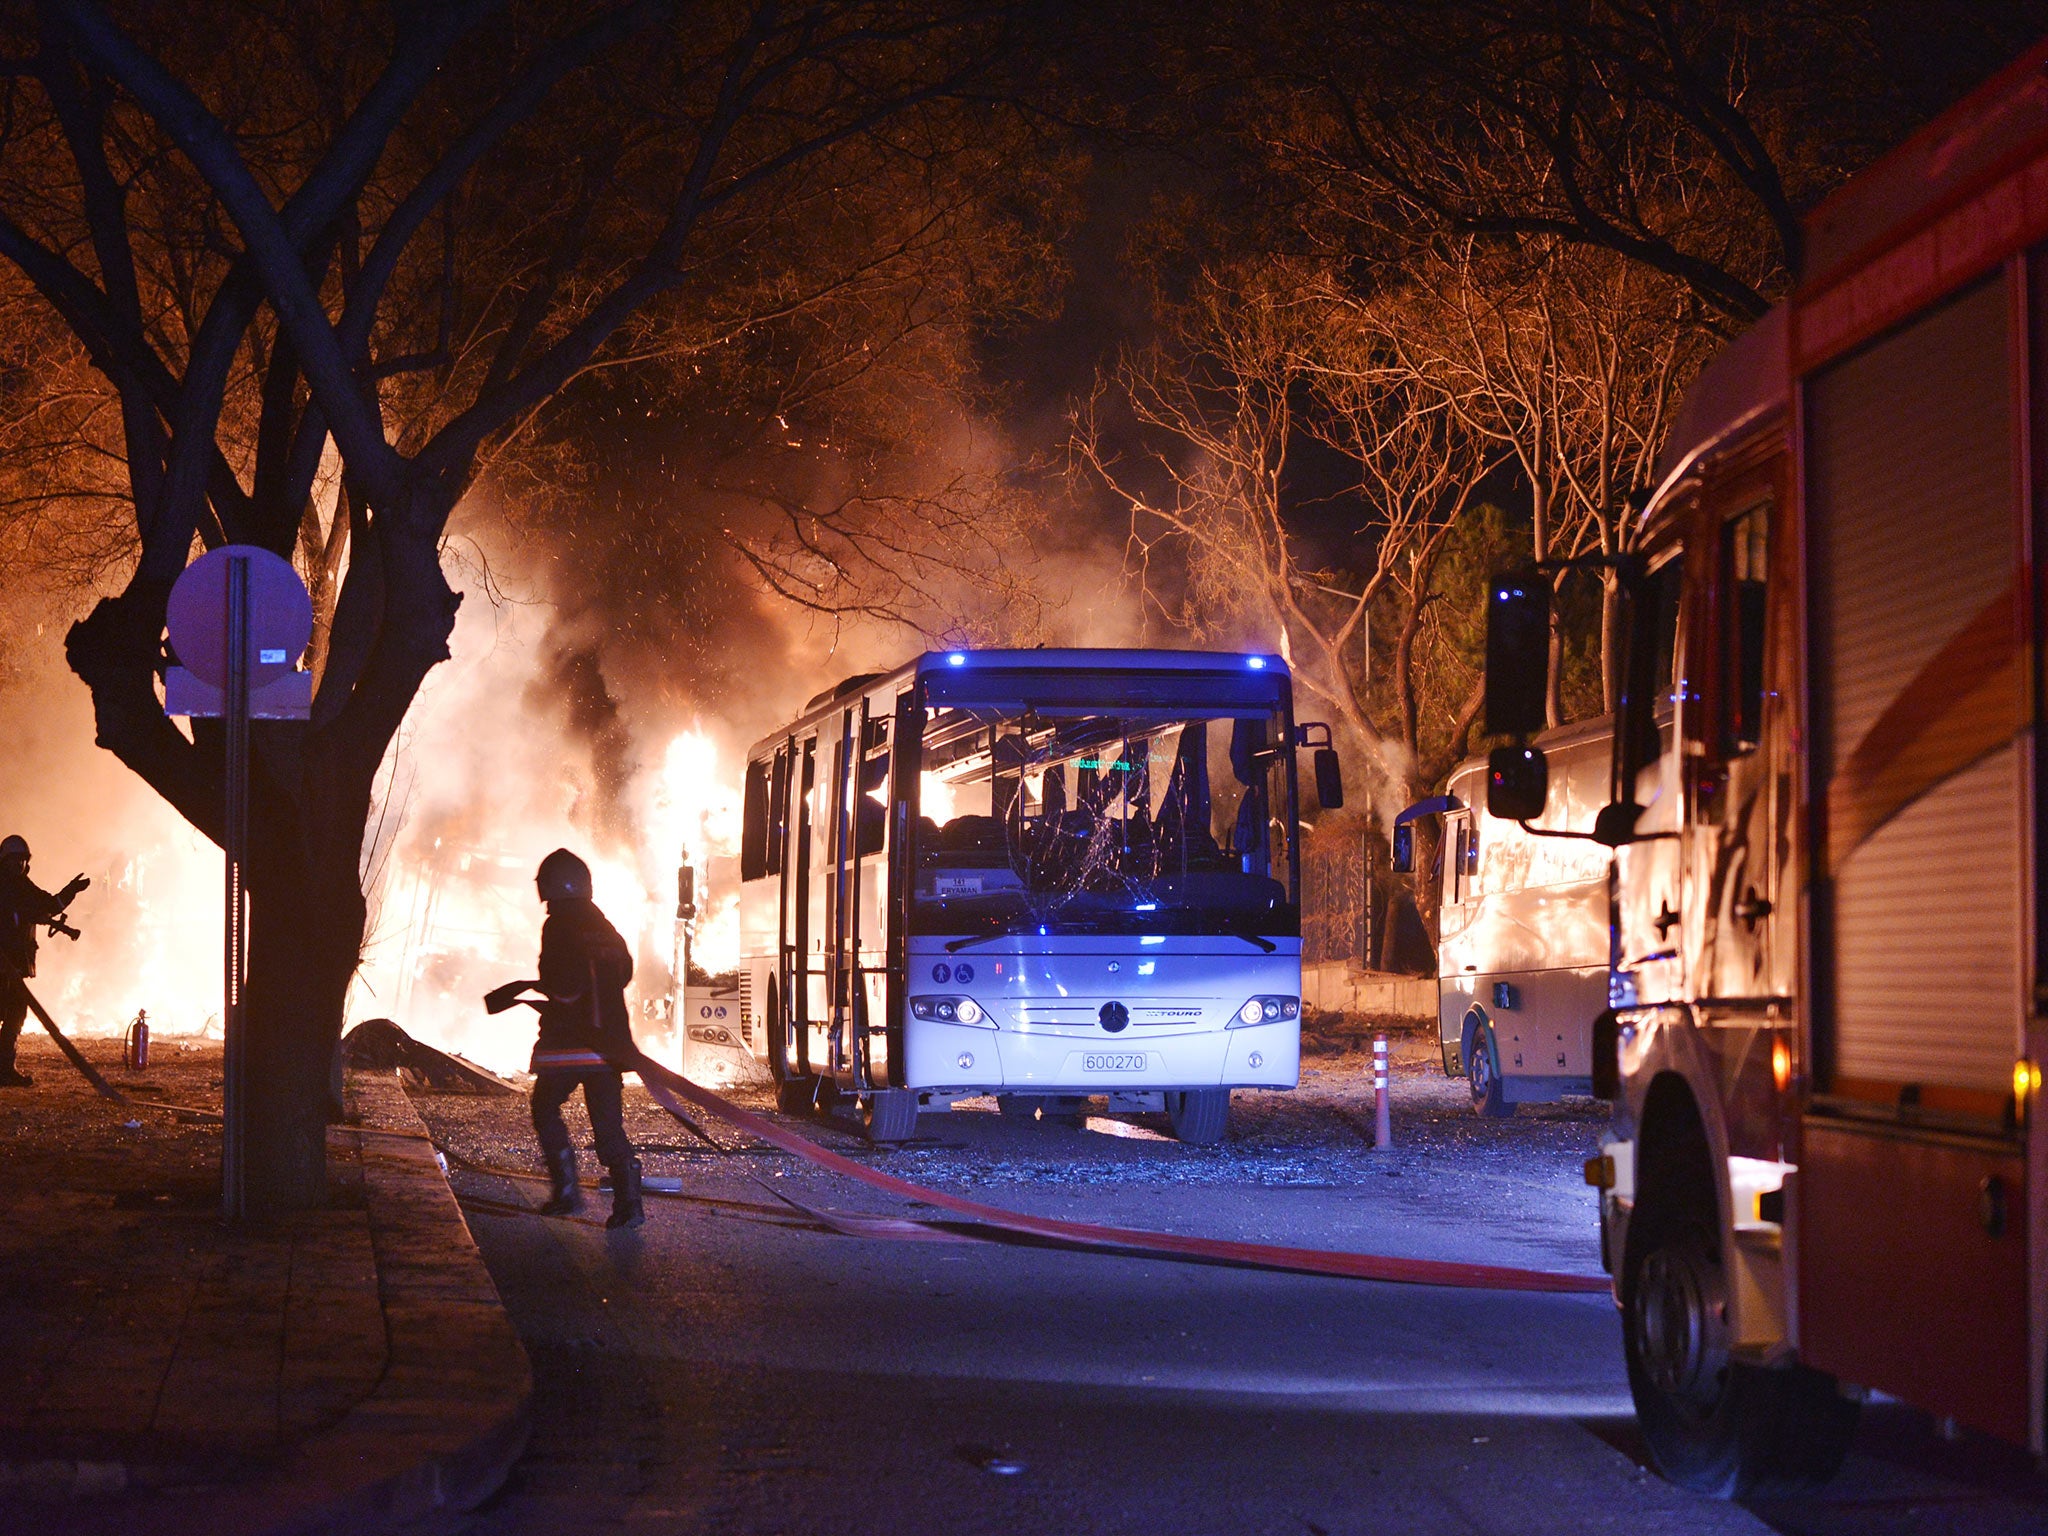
[909,700,1298,940]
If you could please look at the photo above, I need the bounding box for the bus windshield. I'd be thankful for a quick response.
[910,698,1298,941]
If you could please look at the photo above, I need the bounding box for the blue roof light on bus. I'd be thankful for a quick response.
[1246,655,1266,670]
[1133,902,1157,912]
[946,651,967,666]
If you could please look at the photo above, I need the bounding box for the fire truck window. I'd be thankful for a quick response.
[741,758,771,881]
[1721,503,1769,756]
[1623,556,1684,774]
[1648,557,1682,710]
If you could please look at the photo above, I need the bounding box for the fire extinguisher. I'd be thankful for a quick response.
[124,1010,149,1071]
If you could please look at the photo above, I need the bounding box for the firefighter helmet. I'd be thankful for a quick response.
[0,835,26,864]
[535,848,592,902]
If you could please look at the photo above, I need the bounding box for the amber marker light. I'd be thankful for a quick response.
[2015,1058,2041,1122]
[1771,1036,1792,1094]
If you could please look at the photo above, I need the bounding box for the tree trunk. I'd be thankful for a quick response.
[241,782,370,1211]
[1600,566,1623,715]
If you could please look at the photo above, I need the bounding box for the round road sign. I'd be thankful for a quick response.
[165,545,313,689]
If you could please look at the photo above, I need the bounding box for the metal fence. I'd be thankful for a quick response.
[1301,821,1372,967]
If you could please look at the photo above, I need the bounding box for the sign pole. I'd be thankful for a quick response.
[222,554,250,1222]
[159,542,315,1220]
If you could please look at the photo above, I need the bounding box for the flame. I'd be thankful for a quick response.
[348,725,746,1075]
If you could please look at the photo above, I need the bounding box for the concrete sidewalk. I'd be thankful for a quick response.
[0,1035,530,1534]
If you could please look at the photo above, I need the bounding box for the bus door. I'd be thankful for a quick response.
[785,734,818,1078]
[1799,273,2030,1443]
[825,704,864,1082]
[853,702,893,1087]
[1444,808,1473,912]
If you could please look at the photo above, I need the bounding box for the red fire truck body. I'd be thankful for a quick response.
[1527,43,2048,1493]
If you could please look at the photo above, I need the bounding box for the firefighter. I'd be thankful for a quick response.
[526,848,645,1229]
[0,835,88,1088]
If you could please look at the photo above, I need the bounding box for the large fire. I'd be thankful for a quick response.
[348,725,744,1076]
[4,622,749,1080]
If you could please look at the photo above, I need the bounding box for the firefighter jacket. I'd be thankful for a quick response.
[531,897,635,1072]
[0,868,62,980]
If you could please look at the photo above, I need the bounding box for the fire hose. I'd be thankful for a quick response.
[621,1051,1610,1295]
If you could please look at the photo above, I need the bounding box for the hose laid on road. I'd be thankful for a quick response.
[626,1051,1610,1295]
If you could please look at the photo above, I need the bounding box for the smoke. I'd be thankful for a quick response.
[0,607,221,1041]
[528,639,639,848]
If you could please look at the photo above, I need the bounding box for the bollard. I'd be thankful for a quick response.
[1373,1035,1392,1149]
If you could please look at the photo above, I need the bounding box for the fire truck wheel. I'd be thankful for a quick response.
[1165,1088,1230,1144]
[1466,1021,1512,1118]
[863,1087,920,1143]
[1624,1214,1858,1496]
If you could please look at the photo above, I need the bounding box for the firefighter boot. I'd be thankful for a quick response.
[539,1148,582,1216]
[605,1156,645,1230]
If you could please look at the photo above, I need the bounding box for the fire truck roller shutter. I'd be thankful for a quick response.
[1807,275,2024,1102]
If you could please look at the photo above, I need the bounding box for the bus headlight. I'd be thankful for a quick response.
[910,995,993,1028]
[1232,995,1299,1027]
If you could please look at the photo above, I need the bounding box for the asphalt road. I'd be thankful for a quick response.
[410,1036,2048,1536]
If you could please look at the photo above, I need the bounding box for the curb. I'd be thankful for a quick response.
[264,1071,534,1534]
[36,1072,533,1536]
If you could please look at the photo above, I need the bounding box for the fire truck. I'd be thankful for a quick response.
[1483,45,2048,1495]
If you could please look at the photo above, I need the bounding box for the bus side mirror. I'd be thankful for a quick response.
[1391,822,1413,874]
[1488,744,1548,822]
[1313,748,1344,809]
[1486,569,1550,737]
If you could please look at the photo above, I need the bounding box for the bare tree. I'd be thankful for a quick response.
[1078,263,1499,929]
[0,0,1030,1209]
[1392,238,1706,721]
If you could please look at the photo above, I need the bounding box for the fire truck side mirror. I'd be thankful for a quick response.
[1487,744,1549,822]
[1390,822,1414,874]
[1486,569,1549,738]
[1313,748,1344,810]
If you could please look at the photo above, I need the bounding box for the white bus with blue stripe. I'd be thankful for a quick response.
[735,649,1344,1142]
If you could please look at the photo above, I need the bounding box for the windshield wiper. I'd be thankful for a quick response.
[944,920,1044,953]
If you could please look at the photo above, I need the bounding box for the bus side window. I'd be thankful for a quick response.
[741,758,772,881]
[767,748,789,876]
[857,719,890,857]
[1464,818,1480,877]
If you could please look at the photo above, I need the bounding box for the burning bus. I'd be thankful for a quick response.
[1483,42,2048,1494]
[734,648,1346,1142]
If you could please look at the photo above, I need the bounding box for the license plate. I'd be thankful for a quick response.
[1083,1053,1147,1072]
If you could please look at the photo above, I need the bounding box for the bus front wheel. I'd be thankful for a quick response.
[1466,1018,1512,1119]
[863,1087,920,1143]
[1165,1088,1229,1144]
